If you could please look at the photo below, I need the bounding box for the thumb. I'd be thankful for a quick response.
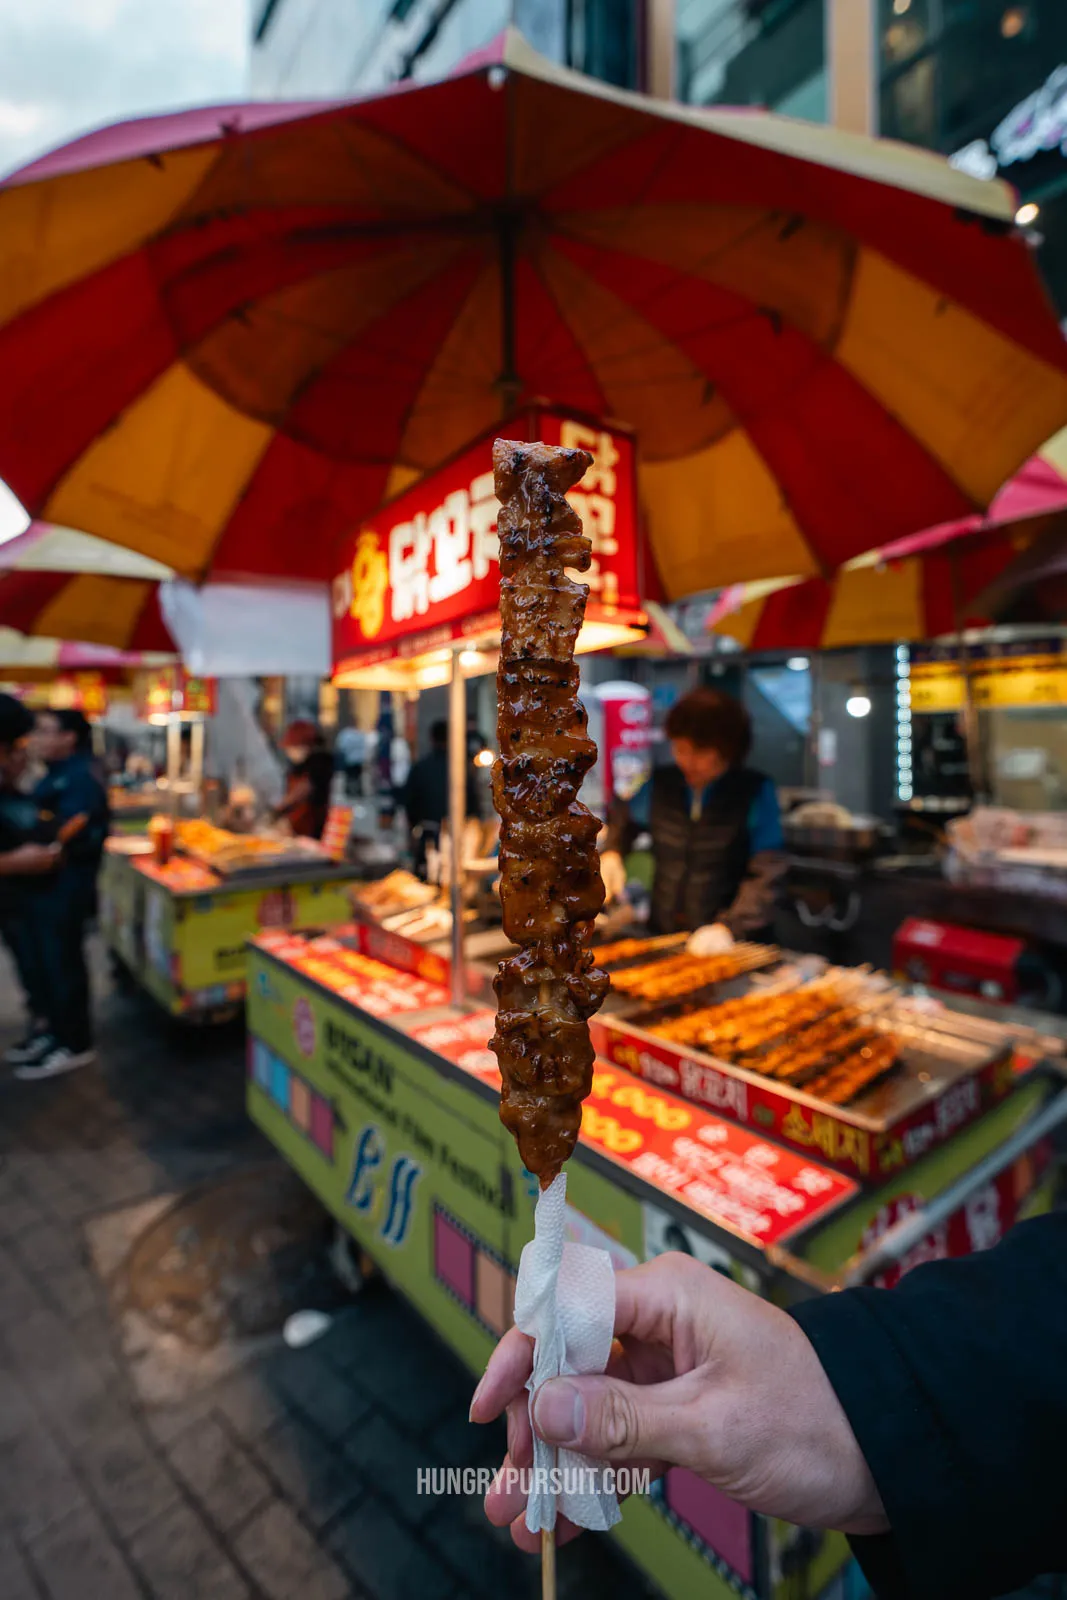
[532,1374,691,1464]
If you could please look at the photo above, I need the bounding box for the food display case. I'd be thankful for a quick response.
[246,922,1066,1600]
[100,822,360,1019]
[108,787,164,835]
[590,942,1020,1181]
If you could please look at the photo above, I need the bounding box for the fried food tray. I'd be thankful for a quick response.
[181,847,339,882]
[591,961,1015,1181]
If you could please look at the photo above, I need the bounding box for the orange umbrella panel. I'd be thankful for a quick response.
[0,569,174,653]
[0,30,1065,592]
[708,523,1047,652]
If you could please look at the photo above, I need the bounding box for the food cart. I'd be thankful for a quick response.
[246,922,1064,1600]
[103,830,359,1021]
[101,666,360,1018]
[246,410,1067,1600]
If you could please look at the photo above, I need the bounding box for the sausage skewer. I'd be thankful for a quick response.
[489,438,609,1188]
[487,439,611,1597]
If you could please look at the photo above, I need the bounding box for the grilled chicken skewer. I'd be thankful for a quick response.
[488,439,609,1187]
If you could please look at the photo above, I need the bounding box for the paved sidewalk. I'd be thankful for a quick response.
[0,944,637,1600]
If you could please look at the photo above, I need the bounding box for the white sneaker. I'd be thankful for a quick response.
[4,1032,52,1066]
[14,1046,96,1080]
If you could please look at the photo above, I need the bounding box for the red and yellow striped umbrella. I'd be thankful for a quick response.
[0,567,174,652]
[708,436,1067,649]
[0,524,175,651]
[1,30,1066,590]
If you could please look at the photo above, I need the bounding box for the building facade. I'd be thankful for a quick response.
[669,0,1067,313]
[250,0,639,99]
[881,0,1067,314]
[675,0,826,120]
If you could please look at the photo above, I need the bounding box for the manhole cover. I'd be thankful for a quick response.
[119,1164,349,1349]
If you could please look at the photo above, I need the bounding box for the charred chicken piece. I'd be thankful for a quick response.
[488,440,608,1186]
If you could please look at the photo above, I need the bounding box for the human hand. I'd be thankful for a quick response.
[470,1253,887,1553]
[687,922,735,955]
[6,842,61,875]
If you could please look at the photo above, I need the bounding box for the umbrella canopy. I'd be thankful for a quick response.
[0,527,175,651]
[0,523,331,669]
[708,438,1067,650]
[0,568,174,652]
[0,632,173,682]
[616,598,695,657]
[0,522,171,579]
[973,524,1067,624]
[0,31,1066,591]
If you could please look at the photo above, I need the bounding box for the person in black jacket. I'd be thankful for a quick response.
[472,1214,1067,1600]
[0,695,61,1064]
[601,688,785,939]
[14,709,109,1079]
[401,719,481,879]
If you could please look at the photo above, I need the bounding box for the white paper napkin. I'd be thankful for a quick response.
[513,1172,621,1533]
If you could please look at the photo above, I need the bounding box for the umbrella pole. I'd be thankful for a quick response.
[449,645,466,1010]
[166,713,181,817]
[189,717,205,809]
[949,549,986,799]
[807,652,823,790]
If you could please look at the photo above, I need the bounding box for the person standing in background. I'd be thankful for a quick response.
[601,688,784,940]
[334,723,367,798]
[0,696,61,1066]
[274,720,334,840]
[15,709,109,1079]
[401,719,482,878]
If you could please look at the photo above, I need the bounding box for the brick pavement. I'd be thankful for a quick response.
[0,945,639,1600]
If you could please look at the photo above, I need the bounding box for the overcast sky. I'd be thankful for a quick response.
[0,0,250,541]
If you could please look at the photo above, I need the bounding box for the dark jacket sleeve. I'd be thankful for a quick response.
[401,764,422,827]
[42,760,109,866]
[718,851,786,937]
[789,1214,1067,1600]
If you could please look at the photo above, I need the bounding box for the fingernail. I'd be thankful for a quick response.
[533,1380,583,1445]
[468,1376,486,1422]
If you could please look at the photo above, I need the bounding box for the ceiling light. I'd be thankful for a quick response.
[1000,6,1027,38]
[473,747,495,769]
[1015,201,1040,226]
[786,656,809,671]
[845,694,872,719]
[892,0,911,12]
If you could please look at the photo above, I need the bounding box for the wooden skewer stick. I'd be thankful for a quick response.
[535,980,559,1600]
[541,1527,557,1600]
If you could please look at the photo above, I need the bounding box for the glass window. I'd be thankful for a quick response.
[879,0,1067,152]
[569,0,638,88]
[881,54,938,145]
[676,0,826,120]
[878,0,934,65]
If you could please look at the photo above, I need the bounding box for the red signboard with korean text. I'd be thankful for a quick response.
[134,667,218,721]
[858,1141,1051,1287]
[51,672,109,717]
[427,1032,857,1247]
[280,933,449,1019]
[332,406,643,673]
[578,1063,858,1248]
[591,1014,1016,1182]
[601,686,653,804]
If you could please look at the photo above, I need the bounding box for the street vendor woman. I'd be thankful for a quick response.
[601,687,784,940]
[275,720,334,840]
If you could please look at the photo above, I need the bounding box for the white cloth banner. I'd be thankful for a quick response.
[160,580,331,677]
[512,1172,621,1533]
